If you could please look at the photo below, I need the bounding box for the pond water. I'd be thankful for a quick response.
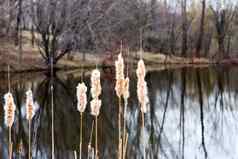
[0,66,238,159]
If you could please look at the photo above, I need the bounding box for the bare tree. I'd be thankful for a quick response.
[181,0,188,57]
[210,3,237,60]
[196,0,206,57]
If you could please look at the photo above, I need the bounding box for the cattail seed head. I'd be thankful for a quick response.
[76,82,87,113]
[26,90,36,121]
[115,53,124,80]
[4,92,16,127]
[136,59,149,113]
[136,60,146,80]
[137,80,149,113]
[90,99,101,116]
[115,53,125,97]
[123,77,130,100]
[91,69,101,99]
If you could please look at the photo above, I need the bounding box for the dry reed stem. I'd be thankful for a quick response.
[9,127,12,159]
[122,99,128,157]
[74,150,77,159]
[79,112,83,159]
[141,108,145,159]
[28,120,31,159]
[118,97,122,159]
[51,85,55,159]
[95,116,98,159]
[141,109,145,129]
[88,121,94,159]
[122,133,128,159]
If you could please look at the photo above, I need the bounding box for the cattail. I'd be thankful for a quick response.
[26,90,36,121]
[137,80,149,113]
[91,69,101,99]
[122,77,130,100]
[4,92,16,128]
[26,89,36,159]
[77,82,88,159]
[90,99,101,159]
[115,53,125,97]
[136,59,149,113]
[136,60,146,80]
[90,99,101,117]
[90,69,102,159]
[77,82,87,113]
[122,77,129,159]
[115,53,125,159]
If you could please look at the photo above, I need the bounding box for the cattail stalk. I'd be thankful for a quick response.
[122,77,129,157]
[87,121,94,159]
[51,84,54,159]
[118,97,122,159]
[4,92,16,159]
[95,116,98,159]
[26,89,36,159]
[50,56,55,159]
[28,120,31,159]
[136,59,149,159]
[136,60,148,126]
[6,66,13,159]
[77,82,87,159]
[9,127,12,159]
[80,112,83,159]
[90,69,102,159]
[74,150,77,159]
[115,50,125,159]
[122,133,128,159]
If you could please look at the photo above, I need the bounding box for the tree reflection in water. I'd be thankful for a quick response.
[0,67,238,159]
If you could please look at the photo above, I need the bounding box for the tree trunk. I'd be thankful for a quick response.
[226,34,231,58]
[196,0,206,57]
[218,36,225,59]
[15,0,23,66]
[181,0,188,57]
[31,0,35,46]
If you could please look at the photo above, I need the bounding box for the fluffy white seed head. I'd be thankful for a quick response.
[137,80,149,113]
[123,77,130,100]
[136,59,146,80]
[136,59,149,113]
[115,53,124,80]
[76,82,87,113]
[4,92,16,127]
[26,90,36,121]
[115,79,124,97]
[91,69,102,99]
[90,99,102,116]
[115,53,125,97]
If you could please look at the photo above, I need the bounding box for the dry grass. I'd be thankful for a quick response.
[0,32,214,72]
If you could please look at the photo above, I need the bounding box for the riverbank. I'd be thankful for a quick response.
[0,34,235,72]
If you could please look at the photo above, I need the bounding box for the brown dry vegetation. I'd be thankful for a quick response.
[0,32,215,72]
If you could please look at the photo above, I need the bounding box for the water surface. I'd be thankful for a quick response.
[0,66,238,159]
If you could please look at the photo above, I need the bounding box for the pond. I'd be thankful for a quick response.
[0,66,238,159]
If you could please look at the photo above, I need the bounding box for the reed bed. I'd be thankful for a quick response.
[1,43,150,159]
